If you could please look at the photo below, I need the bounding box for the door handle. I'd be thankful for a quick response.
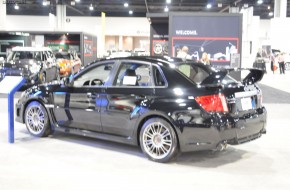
[87,92,99,99]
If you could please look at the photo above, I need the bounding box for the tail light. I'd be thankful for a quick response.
[195,94,229,113]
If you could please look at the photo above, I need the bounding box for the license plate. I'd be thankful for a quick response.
[241,98,253,110]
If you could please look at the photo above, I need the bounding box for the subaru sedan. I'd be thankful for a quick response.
[16,56,267,163]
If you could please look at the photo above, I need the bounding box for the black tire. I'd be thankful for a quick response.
[24,101,51,137]
[140,118,178,163]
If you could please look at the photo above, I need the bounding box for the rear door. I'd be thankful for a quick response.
[100,60,154,137]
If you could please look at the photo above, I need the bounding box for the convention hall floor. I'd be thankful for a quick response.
[0,71,290,190]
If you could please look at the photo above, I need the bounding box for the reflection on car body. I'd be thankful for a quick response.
[15,56,267,163]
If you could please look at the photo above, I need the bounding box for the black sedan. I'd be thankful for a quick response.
[16,56,267,162]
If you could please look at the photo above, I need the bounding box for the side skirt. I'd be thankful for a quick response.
[54,126,137,146]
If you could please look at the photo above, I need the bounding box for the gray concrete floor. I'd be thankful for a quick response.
[1,71,290,190]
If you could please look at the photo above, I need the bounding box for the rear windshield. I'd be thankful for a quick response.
[177,63,238,84]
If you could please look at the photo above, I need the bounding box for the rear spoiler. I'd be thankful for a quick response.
[201,67,265,86]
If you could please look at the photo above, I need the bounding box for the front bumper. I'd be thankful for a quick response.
[178,107,267,152]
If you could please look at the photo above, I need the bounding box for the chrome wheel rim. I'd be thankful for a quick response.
[26,105,45,135]
[142,122,172,159]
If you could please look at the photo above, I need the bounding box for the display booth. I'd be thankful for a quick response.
[147,12,242,79]
[0,31,97,66]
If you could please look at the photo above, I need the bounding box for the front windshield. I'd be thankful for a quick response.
[7,51,42,63]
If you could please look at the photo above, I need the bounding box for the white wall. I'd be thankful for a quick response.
[6,15,150,36]
[6,16,53,31]
[270,18,290,52]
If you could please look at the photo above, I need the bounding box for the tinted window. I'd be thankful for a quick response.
[73,62,114,87]
[114,62,152,87]
[153,66,166,86]
[177,63,209,84]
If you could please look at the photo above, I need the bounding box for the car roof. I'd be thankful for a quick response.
[12,46,52,52]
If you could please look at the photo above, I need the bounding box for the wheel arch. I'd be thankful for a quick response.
[22,98,48,123]
[136,113,180,149]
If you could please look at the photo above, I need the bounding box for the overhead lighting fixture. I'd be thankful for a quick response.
[43,1,47,6]
[206,4,212,9]
[129,10,133,14]
[218,3,222,8]
[14,4,19,10]
[166,0,171,3]
[89,4,94,11]
[71,1,76,6]
[164,6,169,12]
[124,2,129,7]
[268,5,271,9]
[269,12,273,16]
[257,0,263,4]
[75,0,80,2]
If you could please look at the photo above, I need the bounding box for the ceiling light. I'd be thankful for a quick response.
[71,1,76,6]
[164,6,169,12]
[268,6,271,9]
[89,4,94,11]
[166,0,171,3]
[218,3,222,8]
[75,0,80,2]
[43,1,47,6]
[124,2,129,7]
[269,12,273,16]
[206,4,212,9]
[129,10,133,14]
[14,4,19,10]
[257,0,263,4]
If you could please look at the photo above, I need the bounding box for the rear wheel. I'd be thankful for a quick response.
[24,101,51,137]
[140,118,178,163]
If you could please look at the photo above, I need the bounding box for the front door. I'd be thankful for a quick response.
[53,61,115,132]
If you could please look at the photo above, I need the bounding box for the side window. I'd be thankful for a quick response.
[114,62,151,87]
[153,66,166,86]
[73,62,114,87]
[178,64,209,84]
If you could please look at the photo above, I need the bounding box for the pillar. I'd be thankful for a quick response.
[0,2,6,30]
[56,4,66,31]
[274,0,287,18]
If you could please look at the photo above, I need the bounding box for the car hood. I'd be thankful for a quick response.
[2,59,34,69]
[201,68,265,86]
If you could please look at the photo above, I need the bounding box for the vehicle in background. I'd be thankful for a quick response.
[16,56,267,163]
[0,46,59,88]
[55,51,82,77]
[133,48,150,56]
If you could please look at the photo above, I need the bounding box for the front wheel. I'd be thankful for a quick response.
[140,118,178,163]
[24,101,51,137]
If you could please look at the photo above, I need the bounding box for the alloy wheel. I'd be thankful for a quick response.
[142,121,173,160]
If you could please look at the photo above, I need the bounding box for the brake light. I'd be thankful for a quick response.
[195,94,229,113]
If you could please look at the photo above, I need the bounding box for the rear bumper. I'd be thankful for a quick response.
[178,107,267,152]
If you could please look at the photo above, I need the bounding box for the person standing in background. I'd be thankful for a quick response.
[278,53,285,74]
[177,46,192,61]
[200,52,211,65]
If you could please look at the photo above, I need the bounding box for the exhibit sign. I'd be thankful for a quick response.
[169,13,242,66]
[150,23,169,56]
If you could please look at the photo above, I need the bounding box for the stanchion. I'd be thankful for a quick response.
[0,76,26,143]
